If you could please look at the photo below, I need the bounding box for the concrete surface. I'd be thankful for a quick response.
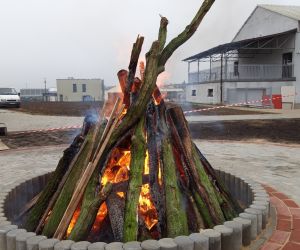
[0,140,9,151]
[0,140,299,205]
[0,146,65,191]
[0,109,83,132]
[194,140,300,204]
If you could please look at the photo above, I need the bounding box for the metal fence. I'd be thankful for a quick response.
[189,64,294,83]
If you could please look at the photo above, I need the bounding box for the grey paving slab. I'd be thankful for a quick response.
[0,109,83,132]
[194,140,300,204]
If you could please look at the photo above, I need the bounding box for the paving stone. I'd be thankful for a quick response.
[0,225,18,250]
[54,240,75,250]
[39,239,60,250]
[71,241,91,250]
[26,235,47,250]
[245,208,263,234]
[174,235,193,250]
[250,204,268,229]
[253,200,270,216]
[158,238,177,250]
[6,228,26,250]
[202,229,221,250]
[189,233,209,250]
[214,225,233,250]
[223,221,242,250]
[87,242,106,250]
[233,217,251,246]
[123,241,142,250]
[104,242,123,250]
[16,232,36,250]
[140,240,160,250]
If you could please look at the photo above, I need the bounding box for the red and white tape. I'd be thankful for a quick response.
[183,94,296,114]
[13,125,82,135]
[9,94,297,134]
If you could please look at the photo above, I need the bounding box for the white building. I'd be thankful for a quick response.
[184,5,300,107]
[57,78,104,102]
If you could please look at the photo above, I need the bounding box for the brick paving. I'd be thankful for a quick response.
[261,185,300,250]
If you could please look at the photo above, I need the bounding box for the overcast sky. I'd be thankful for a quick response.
[0,0,299,90]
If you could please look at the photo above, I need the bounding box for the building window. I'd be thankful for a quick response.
[192,90,196,96]
[208,89,214,97]
[82,84,86,93]
[234,61,239,76]
[73,83,77,93]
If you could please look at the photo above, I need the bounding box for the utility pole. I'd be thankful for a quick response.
[220,54,223,104]
[44,78,47,102]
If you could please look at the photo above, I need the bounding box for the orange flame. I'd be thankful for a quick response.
[91,202,108,233]
[66,207,81,237]
[138,149,159,231]
[101,149,131,186]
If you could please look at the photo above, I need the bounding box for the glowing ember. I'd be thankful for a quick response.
[66,207,81,237]
[158,162,162,187]
[101,149,131,186]
[153,87,164,106]
[117,192,125,199]
[91,202,108,232]
[138,149,159,230]
[138,184,158,230]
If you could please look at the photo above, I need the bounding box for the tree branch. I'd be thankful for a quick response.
[158,0,215,70]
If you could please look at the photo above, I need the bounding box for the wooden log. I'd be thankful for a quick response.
[118,70,130,108]
[146,102,165,237]
[161,137,188,237]
[126,36,144,107]
[167,106,226,225]
[106,192,126,242]
[123,117,146,242]
[16,193,41,222]
[35,139,88,233]
[192,145,241,219]
[53,104,124,240]
[24,133,85,232]
[42,127,99,237]
[67,182,113,241]
[158,0,215,71]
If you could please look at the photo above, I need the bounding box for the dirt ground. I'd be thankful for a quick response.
[179,103,271,116]
[189,118,300,144]
[1,129,80,149]
[2,118,300,149]
[13,102,271,117]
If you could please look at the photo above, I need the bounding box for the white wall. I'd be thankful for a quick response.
[186,83,220,104]
[57,79,104,102]
[233,7,299,42]
[294,32,300,103]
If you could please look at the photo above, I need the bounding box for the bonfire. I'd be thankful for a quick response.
[24,0,241,243]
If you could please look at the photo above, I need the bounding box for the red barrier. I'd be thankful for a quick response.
[272,95,282,109]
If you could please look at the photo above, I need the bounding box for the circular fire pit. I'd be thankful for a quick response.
[0,170,271,250]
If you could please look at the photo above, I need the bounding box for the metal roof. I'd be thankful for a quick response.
[183,29,296,62]
[259,4,300,21]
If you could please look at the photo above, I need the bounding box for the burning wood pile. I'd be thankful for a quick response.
[24,0,241,243]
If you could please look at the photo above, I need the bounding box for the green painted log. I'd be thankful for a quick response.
[24,134,84,232]
[68,182,113,241]
[42,123,105,237]
[162,138,188,237]
[193,145,240,220]
[123,117,146,242]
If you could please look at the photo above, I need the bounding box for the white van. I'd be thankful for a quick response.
[0,88,20,108]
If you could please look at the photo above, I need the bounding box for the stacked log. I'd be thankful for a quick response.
[24,0,242,243]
